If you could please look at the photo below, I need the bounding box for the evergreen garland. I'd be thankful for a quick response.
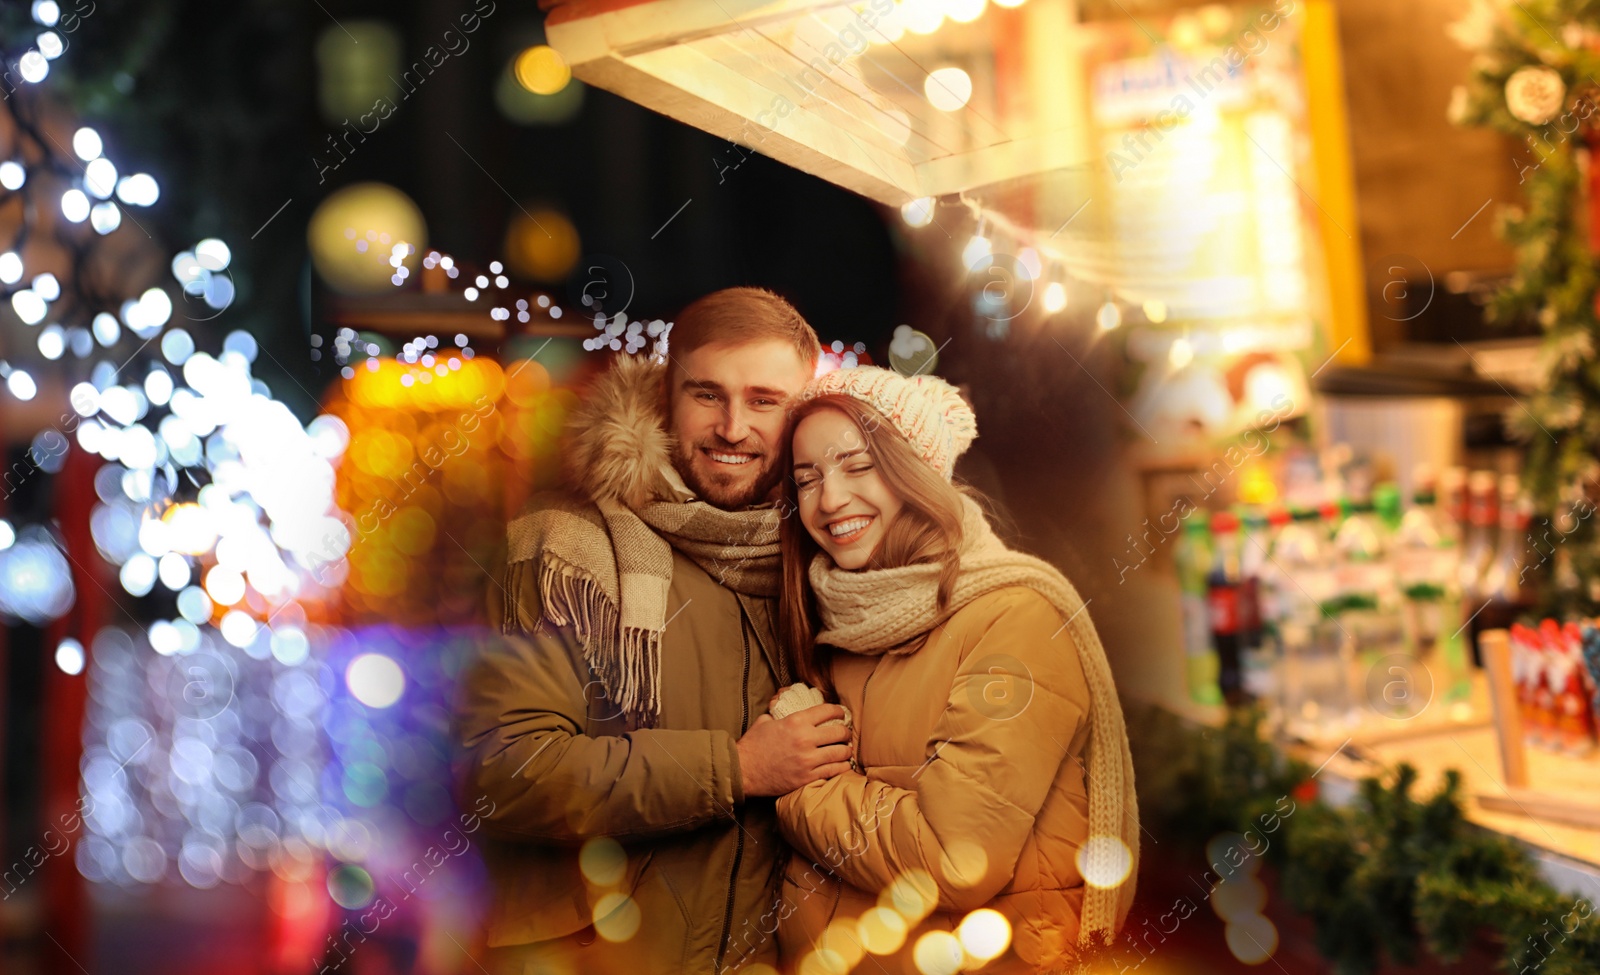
[1449,0,1600,616]
[1129,706,1600,974]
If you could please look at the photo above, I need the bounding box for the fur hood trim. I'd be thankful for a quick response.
[562,355,677,508]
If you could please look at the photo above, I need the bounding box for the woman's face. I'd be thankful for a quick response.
[791,407,904,571]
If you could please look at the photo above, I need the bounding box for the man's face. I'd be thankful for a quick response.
[667,339,813,509]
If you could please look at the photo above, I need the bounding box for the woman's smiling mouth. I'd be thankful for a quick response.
[825,516,873,543]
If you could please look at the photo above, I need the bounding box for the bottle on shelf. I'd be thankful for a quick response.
[1473,474,1534,660]
[1438,466,1467,549]
[1393,465,1472,706]
[1459,470,1499,665]
[1207,511,1248,707]
[1176,511,1222,707]
[1325,474,1401,727]
[1374,482,1403,535]
[1238,506,1279,704]
[1264,504,1347,737]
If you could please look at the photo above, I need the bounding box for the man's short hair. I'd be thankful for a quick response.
[669,287,821,370]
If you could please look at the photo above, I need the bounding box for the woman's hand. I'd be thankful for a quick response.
[736,704,854,797]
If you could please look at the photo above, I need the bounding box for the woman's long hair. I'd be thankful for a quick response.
[778,393,969,697]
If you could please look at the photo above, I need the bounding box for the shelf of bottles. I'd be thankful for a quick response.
[1173,451,1600,755]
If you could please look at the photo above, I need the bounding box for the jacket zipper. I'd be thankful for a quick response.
[714,620,753,972]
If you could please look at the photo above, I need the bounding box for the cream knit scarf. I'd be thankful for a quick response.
[808,495,1140,945]
[503,490,781,728]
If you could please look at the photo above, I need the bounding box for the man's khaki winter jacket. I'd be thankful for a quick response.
[454,362,786,974]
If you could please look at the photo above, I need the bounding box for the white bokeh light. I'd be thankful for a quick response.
[345,653,404,709]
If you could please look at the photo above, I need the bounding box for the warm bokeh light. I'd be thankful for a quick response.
[580,837,627,886]
[1043,280,1067,314]
[957,908,1011,962]
[592,893,642,942]
[857,905,909,955]
[1212,874,1269,922]
[901,196,935,228]
[816,919,866,971]
[307,182,427,294]
[1226,913,1280,964]
[881,870,938,923]
[911,930,963,975]
[504,207,581,281]
[1075,835,1134,889]
[514,45,571,95]
[924,66,972,111]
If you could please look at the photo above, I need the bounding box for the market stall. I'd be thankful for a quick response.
[539,1,1600,971]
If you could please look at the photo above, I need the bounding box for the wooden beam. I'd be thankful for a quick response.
[1477,788,1600,831]
[1478,627,1529,788]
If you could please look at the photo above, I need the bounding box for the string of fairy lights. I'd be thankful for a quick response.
[0,0,450,899]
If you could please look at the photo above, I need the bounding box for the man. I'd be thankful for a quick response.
[455,287,853,975]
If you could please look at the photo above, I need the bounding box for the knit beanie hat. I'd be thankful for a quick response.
[804,365,977,480]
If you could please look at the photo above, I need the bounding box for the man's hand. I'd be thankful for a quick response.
[736,704,853,797]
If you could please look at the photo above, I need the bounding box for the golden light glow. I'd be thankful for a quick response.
[1075,835,1134,889]
[389,506,436,556]
[307,183,426,295]
[504,208,581,281]
[592,892,642,942]
[857,906,909,955]
[1238,465,1278,506]
[901,196,935,228]
[346,357,506,411]
[798,950,849,975]
[1225,914,1279,964]
[580,837,627,886]
[911,931,963,975]
[1169,336,1195,370]
[903,0,944,34]
[1211,875,1268,922]
[924,66,973,111]
[945,0,986,23]
[1043,281,1067,314]
[881,870,937,923]
[505,359,552,407]
[514,45,571,95]
[817,920,866,971]
[957,908,1011,962]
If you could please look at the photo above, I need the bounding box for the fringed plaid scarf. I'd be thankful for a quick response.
[503,492,782,728]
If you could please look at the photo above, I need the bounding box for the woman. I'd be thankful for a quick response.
[773,366,1139,974]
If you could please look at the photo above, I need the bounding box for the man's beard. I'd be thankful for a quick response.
[672,437,782,510]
